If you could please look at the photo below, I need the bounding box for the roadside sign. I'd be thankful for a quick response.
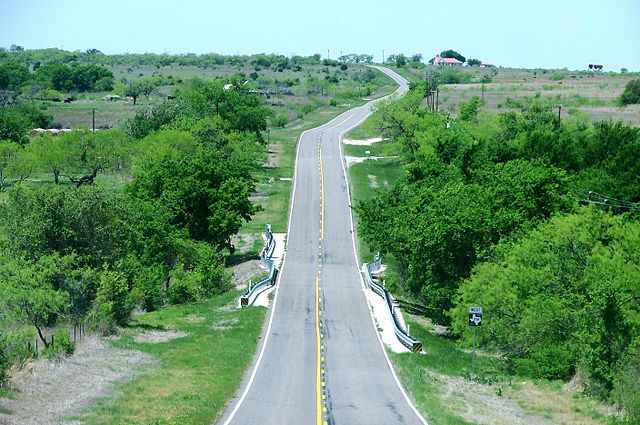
[469,306,483,314]
[468,313,482,326]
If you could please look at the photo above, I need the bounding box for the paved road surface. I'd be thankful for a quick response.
[219,67,426,425]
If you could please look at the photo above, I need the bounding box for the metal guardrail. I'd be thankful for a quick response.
[364,254,422,352]
[240,224,279,307]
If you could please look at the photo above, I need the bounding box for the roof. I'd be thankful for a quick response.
[435,55,463,64]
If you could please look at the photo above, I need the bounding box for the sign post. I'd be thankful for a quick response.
[468,306,483,376]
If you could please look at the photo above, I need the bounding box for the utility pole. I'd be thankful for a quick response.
[382,49,385,64]
[327,49,330,60]
[92,108,95,133]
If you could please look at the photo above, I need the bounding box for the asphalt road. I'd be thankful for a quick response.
[219,67,425,425]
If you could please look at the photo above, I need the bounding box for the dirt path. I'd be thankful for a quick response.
[0,336,153,425]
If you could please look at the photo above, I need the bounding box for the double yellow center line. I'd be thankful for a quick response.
[318,144,325,241]
[317,135,327,425]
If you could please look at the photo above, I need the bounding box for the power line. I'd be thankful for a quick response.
[577,190,640,210]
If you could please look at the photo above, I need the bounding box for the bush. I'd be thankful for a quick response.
[619,79,640,106]
[37,88,64,102]
[0,330,33,387]
[272,113,288,128]
[133,265,166,312]
[613,345,640,423]
[42,328,75,358]
[434,67,472,84]
[168,268,200,304]
[90,269,134,334]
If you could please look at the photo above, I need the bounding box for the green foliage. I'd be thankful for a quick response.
[272,113,289,127]
[0,329,31,387]
[128,132,260,251]
[0,62,30,92]
[619,79,640,106]
[0,255,69,347]
[54,129,133,186]
[42,328,75,358]
[458,96,483,121]
[0,140,32,190]
[467,58,481,67]
[613,345,640,423]
[0,103,53,144]
[91,268,134,333]
[434,67,472,84]
[439,49,466,63]
[168,269,201,304]
[34,63,114,92]
[452,208,640,390]
[2,185,133,267]
[132,264,166,312]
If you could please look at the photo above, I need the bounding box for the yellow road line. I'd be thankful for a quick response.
[319,146,325,241]
[327,113,355,130]
[315,276,322,425]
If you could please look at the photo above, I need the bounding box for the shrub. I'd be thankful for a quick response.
[133,265,166,312]
[272,113,288,128]
[619,79,640,106]
[0,330,33,386]
[90,269,134,334]
[37,88,64,102]
[613,345,640,423]
[168,268,200,304]
[42,328,75,358]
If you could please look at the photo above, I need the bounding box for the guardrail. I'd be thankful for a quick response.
[364,254,422,352]
[240,224,279,307]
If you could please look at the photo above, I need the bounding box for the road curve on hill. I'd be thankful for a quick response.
[218,67,427,425]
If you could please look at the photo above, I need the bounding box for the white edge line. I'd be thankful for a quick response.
[337,68,429,425]
[221,124,311,425]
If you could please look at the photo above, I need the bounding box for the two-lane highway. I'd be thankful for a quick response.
[219,67,426,425]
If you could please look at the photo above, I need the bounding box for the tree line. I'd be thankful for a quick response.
[356,85,640,421]
[0,77,271,386]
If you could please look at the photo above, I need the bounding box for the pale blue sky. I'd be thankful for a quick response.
[1,0,639,71]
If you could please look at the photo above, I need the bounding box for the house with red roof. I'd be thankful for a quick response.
[433,55,463,66]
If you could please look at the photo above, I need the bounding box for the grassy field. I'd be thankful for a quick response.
[80,290,266,425]
[392,65,640,125]
[43,62,395,129]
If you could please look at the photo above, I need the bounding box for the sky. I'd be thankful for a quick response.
[1,0,639,71]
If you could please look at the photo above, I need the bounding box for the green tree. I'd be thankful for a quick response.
[451,208,640,388]
[57,129,132,186]
[619,79,640,106]
[0,140,32,189]
[0,62,31,92]
[90,268,134,333]
[0,256,69,348]
[394,53,407,68]
[30,133,66,183]
[439,49,466,63]
[128,136,260,251]
[35,63,74,91]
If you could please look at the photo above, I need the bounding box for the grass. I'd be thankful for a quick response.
[389,316,618,425]
[344,109,383,140]
[81,290,266,425]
